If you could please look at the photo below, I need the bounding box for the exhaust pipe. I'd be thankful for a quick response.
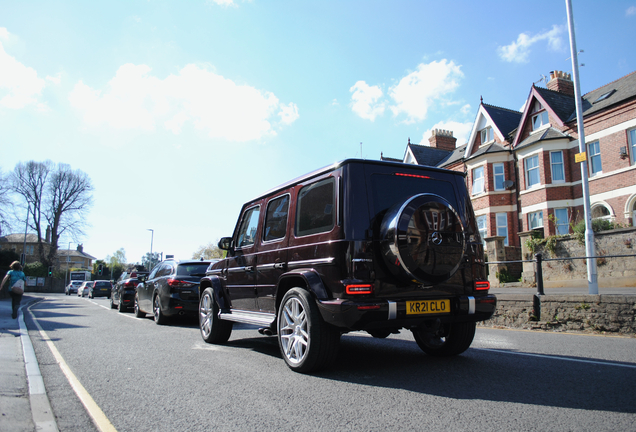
[258,327,274,336]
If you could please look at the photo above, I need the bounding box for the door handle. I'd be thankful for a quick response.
[244,266,254,272]
[273,262,287,270]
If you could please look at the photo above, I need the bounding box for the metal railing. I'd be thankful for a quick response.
[487,253,636,296]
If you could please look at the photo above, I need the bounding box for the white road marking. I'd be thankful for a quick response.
[28,303,118,432]
[474,348,636,369]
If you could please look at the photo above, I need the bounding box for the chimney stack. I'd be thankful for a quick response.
[547,70,574,96]
[428,129,457,151]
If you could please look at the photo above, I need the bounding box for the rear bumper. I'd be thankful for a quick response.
[317,294,496,331]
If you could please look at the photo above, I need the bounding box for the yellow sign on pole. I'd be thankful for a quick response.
[575,152,587,163]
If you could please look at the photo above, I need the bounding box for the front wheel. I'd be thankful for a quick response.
[411,321,476,357]
[277,288,340,373]
[199,288,233,343]
[153,295,167,325]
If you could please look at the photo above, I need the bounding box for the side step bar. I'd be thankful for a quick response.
[218,310,275,327]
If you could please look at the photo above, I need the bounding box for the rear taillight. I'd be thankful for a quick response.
[475,281,490,291]
[124,281,137,288]
[167,279,196,288]
[346,284,373,295]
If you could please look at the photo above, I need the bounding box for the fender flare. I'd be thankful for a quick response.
[277,269,330,302]
[199,276,231,310]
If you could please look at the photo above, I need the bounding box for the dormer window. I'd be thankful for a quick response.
[532,111,549,130]
[480,127,494,144]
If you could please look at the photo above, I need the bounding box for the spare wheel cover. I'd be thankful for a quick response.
[382,193,465,284]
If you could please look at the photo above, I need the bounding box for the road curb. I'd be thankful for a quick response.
[19,299,60,432]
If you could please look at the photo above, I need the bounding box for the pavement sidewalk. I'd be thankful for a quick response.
[0,296,59,432]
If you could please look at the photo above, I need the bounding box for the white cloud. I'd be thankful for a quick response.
[349,81,385,121]
[46,74,62,85]
[460,104,471,115]
[498,25,565,63]
[69,63,298,142]
[388,60,463,124]
[627,6,636,16]
[209,0,236,6]
[421,120,473,147]
[0,38,47,109]
[278,102,299,125]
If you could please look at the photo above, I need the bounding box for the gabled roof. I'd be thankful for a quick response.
[482,104,523,139]
[512,85,574,148]
[569,70,636,121]
[514,127,571,151]
[533,87,576,123]
[404,143,452,167]
[465,103,521,157]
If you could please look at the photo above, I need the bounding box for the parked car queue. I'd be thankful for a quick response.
[106,259,214,325]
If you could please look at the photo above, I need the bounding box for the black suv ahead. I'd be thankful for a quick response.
[111,269,148,312]
[134,259,212,324]
[198,159,495,372]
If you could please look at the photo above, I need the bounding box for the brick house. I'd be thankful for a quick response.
[0,233,95,270]
[56,244,96,271]
[0,233,50,264]
[386,69,636,255]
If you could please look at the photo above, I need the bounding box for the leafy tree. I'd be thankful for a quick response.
[192,240,225,260]
[10,161,94,269]
[105,248,127,280]
[141,252,161,271]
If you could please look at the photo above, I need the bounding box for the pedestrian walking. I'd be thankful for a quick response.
[1,261,27,319]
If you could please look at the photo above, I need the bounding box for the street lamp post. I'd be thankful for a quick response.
[147,229,154,255]
[65,242,72,287]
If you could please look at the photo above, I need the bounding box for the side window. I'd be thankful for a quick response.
[493,163,505,191]
[148,265,161,280]
[471,166,484,195]
[476,215,487,246]
[236,206,261,248]
[263,195,289,242]
[296,178,335,237]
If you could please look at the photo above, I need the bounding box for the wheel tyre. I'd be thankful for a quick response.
[110,296,116,309]
[134,296,146,318]
[117,296,126,313]
[411,321,476,357]
[153,295,167,325]
[277,288,340,373]
[199,288,233,344]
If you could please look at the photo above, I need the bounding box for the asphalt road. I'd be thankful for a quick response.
[24,293,636,432]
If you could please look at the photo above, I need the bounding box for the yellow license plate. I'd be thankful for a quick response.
[406,299,450,315]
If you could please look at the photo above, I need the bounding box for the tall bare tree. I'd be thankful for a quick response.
[0,168,13,235]
[11,161,94,268]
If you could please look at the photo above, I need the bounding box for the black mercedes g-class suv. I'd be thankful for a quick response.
[198,159,495,372]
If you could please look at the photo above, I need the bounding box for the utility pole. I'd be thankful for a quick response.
[566,0,598,294]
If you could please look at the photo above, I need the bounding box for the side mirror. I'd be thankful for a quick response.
[137,275,147,283]
[218,237,232,251]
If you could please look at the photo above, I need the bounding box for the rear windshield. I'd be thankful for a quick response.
[94,281,111,287]
[177,264,210,276]
[370,173,458,216]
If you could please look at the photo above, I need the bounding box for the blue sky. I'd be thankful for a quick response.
[2,0,635,264]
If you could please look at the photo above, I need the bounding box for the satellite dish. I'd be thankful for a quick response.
[504,180,515,190]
